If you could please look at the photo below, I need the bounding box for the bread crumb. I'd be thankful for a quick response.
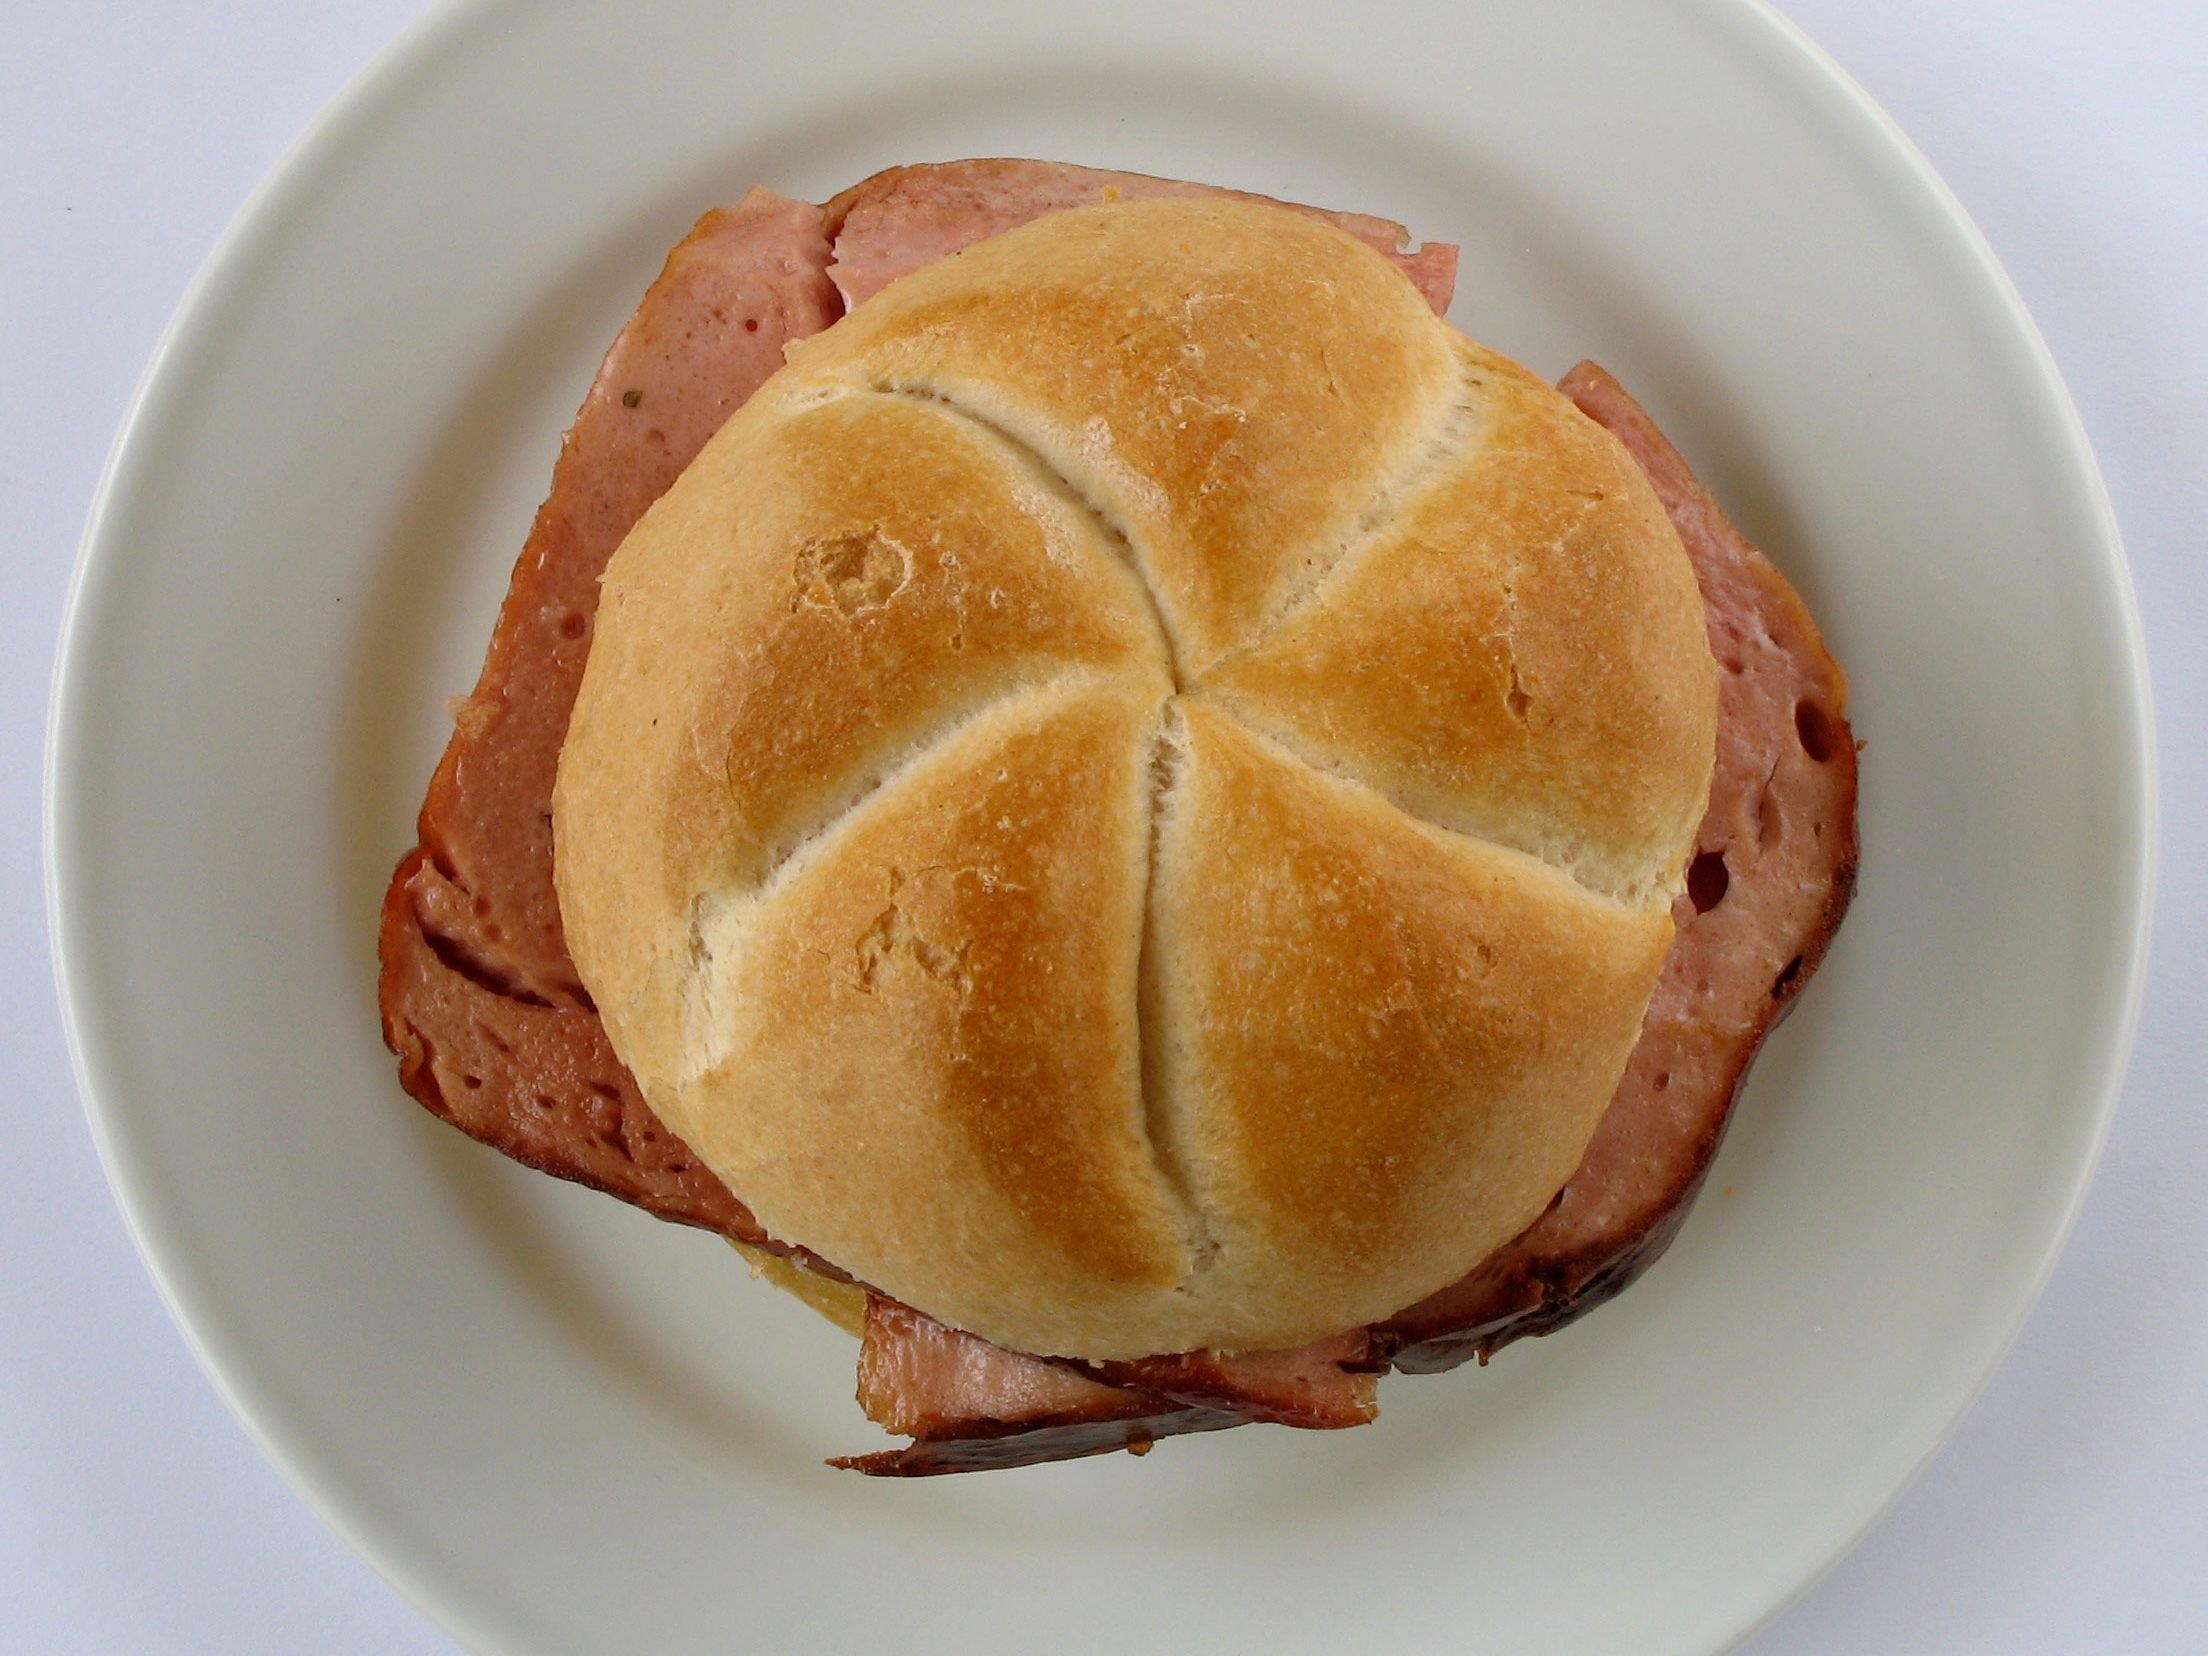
[446,695,502,739]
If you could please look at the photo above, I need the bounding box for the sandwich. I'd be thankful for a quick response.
[378,160,1857,1474]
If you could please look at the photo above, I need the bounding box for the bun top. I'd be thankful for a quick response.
[553,199,1717,1360]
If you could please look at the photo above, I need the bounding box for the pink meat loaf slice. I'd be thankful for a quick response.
[1079,1331,1379,1430]
[825,157,1458,313]
[839,1309,1382,1479]
[378,188,840,1242]
[830,1297,1245,1476]
[1373,362,1858,1372]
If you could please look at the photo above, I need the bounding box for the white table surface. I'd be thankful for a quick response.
[5,2,2201,1650]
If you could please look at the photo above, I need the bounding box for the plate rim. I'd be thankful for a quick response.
[44,0,2157,1651]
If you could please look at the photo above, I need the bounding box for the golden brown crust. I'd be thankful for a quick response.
[1199,343,1715,902]
[1143,705,1677,1348]
[556,200,1718,1358]
[677,680,1192,1353]
[554,389,1167,1100]
[783,198,1464,674]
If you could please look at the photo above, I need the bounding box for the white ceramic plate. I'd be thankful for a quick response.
[49,1,2151,1651]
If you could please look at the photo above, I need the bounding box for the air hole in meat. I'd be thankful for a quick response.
[1653,1071,1672,1093]
[743,317,760,333]
[1724,657,1745,675]
[462,1074,482,1090]
[1772,955,1805,998]
[587,1081,623,1104]
[559,611,587,640]
[1795,699,1838,762]
[1686,850,1730,913]
[532,1094,557,1111]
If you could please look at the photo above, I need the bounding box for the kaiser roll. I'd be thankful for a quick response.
[553,198,1718,1360]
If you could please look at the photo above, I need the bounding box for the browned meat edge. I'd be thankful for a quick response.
[829,1407,1249,1477]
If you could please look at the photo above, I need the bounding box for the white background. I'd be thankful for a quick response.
[3,1,2201,1650]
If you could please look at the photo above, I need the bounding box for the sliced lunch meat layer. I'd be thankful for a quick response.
[1373,363,1858,1373]
[832,1407,1247,1477]
[825,158,1459,313]
[854,1296,1176,1437]
[379,870,767,1237]
[836,1297,1241,1475]
[850,1295,1377,1456]
[1082,1331,1380,1429]
[378,188,841,1239]
[409,189,843,1002]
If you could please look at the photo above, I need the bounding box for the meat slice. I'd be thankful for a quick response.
[1083,1333,1380,1429]
[852,1296,1182,1437]
[1375,362,1859,1372]
[831,1406,1245,1476]
[403,189,844,1000]
[377,189,842,1237]
[824,158,1459,314]
[835,1297,1237,1477]
[379,864,767,1237]
[846,1295,1375,1467]
[832,1298,1341,1476]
